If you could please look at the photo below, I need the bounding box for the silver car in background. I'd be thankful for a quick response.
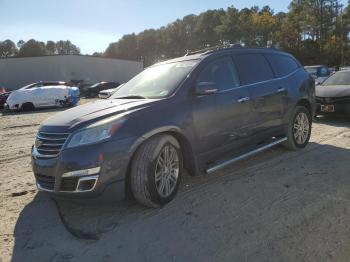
[99,84,124,99]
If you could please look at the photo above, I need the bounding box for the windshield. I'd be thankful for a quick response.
[323,71,350,86]
[110,60,198,99]
[20,83,39,90]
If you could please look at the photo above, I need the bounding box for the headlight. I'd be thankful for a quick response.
[66,118,125,148]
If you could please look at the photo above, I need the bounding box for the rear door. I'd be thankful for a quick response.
[192,56,255,161]
[264,53,300,119]
[233,53,285,137]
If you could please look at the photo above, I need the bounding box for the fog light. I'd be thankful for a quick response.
[62,166,101,177]
[77,176,98,191]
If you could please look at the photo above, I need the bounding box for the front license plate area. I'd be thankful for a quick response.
[321,105,335,112]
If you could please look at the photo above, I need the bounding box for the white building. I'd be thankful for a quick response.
[0,55,143,89]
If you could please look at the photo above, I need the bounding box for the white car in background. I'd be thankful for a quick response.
[6,82,80,111]
[98,84,124,99]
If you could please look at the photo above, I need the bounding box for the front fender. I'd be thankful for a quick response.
[128,125,185,154]
[128,125,200,176]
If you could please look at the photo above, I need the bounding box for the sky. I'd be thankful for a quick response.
[0,0,348,54]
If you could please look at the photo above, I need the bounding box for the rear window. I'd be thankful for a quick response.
[265,54,299,77]
[234,54,274,85]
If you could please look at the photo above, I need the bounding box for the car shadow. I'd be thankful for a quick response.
[314,114,350,128]
[11,142,350,261]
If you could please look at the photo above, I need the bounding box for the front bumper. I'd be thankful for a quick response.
[31,137,137,201]
[4,103,17,110]
[316,96,350,115]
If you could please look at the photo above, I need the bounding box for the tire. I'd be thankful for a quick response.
[283,106,312,150]
[130,134,183,208]
[21,102,35,111]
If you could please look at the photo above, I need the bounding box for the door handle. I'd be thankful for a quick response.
[277,87,286,93]
[237,97,250,103]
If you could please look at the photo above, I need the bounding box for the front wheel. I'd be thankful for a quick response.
[283,106,312,150]
[130,134,183,208]
[21,102,35,111]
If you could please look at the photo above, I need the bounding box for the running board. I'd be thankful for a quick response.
[206,137,287,174]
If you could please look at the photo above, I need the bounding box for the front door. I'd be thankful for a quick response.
[191,56,255,162]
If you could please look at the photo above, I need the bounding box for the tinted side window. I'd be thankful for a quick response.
[265,54,299,77]
[234,54,274,85]
[197,57,239,91]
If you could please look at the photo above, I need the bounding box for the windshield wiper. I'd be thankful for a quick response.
[114,95,147,99]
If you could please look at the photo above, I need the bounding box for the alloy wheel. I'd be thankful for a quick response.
[155,145,179,198]
[293,112,310,145]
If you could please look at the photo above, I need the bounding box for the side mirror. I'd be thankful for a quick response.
[195,82,218,96]
[315,81,321,86]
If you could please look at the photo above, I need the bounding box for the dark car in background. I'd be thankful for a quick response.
[316,70,350,115]
[32,46,315,208]
[85,81,120,98]
[0,91,11,108]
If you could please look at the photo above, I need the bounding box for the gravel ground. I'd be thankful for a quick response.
[1,100,350,262]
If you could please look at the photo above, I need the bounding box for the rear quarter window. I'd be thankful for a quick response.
[265,54,299,77]
[234,54,274,85]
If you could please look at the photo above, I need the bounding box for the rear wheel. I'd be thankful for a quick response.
[130,134,183,208]
[283,106,312,150]
[21,102,35,111]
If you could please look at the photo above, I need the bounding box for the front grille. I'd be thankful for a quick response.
[35,173,55,190]
[60,177,79,191]
[316,96,350,104]
[35,132,70,158]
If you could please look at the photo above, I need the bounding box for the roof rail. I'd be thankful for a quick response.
[184,44,243,56]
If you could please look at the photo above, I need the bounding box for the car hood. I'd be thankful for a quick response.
[41,98,159,131]
[316,85,350,98]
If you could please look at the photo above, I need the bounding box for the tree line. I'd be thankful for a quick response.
[1,0,349,67]
[104,0,350,67]
[0,39,80,58]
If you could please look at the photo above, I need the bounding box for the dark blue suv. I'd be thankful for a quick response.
[31,47,316,207]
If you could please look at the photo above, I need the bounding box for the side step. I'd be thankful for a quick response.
[206,137,287,174]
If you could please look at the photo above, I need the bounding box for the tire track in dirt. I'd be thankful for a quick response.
[2,124,40,130]
[0,154,31,164]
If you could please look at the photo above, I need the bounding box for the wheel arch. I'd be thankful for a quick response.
[296,99,311,113]
[124,126,199,199]
[21,101,35,111]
